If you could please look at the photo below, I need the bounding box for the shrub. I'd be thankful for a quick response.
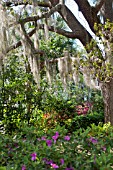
[66,112,104,132]
[1,123,113,170]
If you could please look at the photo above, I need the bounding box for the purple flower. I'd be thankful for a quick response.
[55,132,59,136]
[60,158,64,165]
[52,132,59,143]
[89,137,98,144]
[102,146,106,151]
[37,138,41,141]
[41,136,47,140]
[14,143,18,148]
[94,155,96,164]
[22,165,26,170]
[51,163,59,169]
[64,136,70,141]
[42,158,48,163]
[30,152,37,161]
[46,139,52,147]
[43,158,53,165]
[65,167,74,170]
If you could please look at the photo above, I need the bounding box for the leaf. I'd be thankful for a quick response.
[0,167,6,170]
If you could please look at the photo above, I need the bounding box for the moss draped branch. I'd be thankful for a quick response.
[3,0,51,8]
[19,4,61,24]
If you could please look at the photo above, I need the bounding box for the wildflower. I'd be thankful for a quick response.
[43,158,53,165]
[55,131,59,136]
[37,138,41,141]
[22,165,26,170]
[51,163,59,169]
[14,143,18,148]
[46,139,52,147]
[30,152,37,161]
[65,167,74,170]
[83,107,89,114]
[93,155,96,164]
[42,158,48,163]
[60,158,64,165]
[64,136,70,141]
[52,132,59,143]
[89,137,98,144]
[102,146,106,151]
[41,136,46,140]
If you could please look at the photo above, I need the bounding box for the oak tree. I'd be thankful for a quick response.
[1,0,113,124]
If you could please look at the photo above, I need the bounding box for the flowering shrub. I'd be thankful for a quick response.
[1,123,113,170]
[76,102,93,115]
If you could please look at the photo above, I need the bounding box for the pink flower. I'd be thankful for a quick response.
[43,158,53,165]
[89,137,98,144]
[41,136,46,140]
[37,138,41,141]
[60,158,64,165]
[52,132,59,143]
[65,167,74,170]
[102,146,106,151]
[30,152,37,161]
[22,165,26,170]
[51,163,59,169]
[64,136,70,141]
[83,107,89,114]
[46,139,52,147]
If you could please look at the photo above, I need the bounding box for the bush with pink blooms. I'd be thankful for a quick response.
[76,102,93,115]
[1,123,113,170]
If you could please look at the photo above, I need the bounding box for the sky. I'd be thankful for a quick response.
[65,0,95,36]
[12,0,103,50]
[65,0,104,51]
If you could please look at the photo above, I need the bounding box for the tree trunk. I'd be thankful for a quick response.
[102,0,113,22]
[101,78,113,125]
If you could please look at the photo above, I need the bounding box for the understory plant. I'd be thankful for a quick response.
[0,123,113,170]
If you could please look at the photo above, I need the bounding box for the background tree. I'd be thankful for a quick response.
[0,0,113,124]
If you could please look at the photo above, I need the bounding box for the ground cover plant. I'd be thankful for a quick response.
[1,123,113,170]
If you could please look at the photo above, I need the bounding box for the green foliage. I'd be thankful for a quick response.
[91,90,104,113]
[0,31,104,134]
[1,123,113,169]
[84,20,113,82]
[68,112,104,132]
[0,56,104,133]
[40,33,77,59]
[0,53,44,133]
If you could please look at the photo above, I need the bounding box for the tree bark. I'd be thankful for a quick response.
[101,79,113,125]
[2,0,113,126]
[102,0,113,22]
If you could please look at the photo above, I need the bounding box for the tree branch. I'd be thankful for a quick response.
[6,27,43,55]
[57,4,92,46]
[39,24,83,39]
[95,0,106,13]
[3,0,51,8]
[7,24,79,53]
[74,0,100,32]
[19,4,61,24]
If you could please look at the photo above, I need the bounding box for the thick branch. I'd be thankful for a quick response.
[57,5,92,46]
[49,0,59,7]
[95,0,106,13]
[3,0,51,8]
[19,4,61,24]
[6,27,43,55]
[74,0,100,32]
[7,25,78,53]
[39,24,83,39]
